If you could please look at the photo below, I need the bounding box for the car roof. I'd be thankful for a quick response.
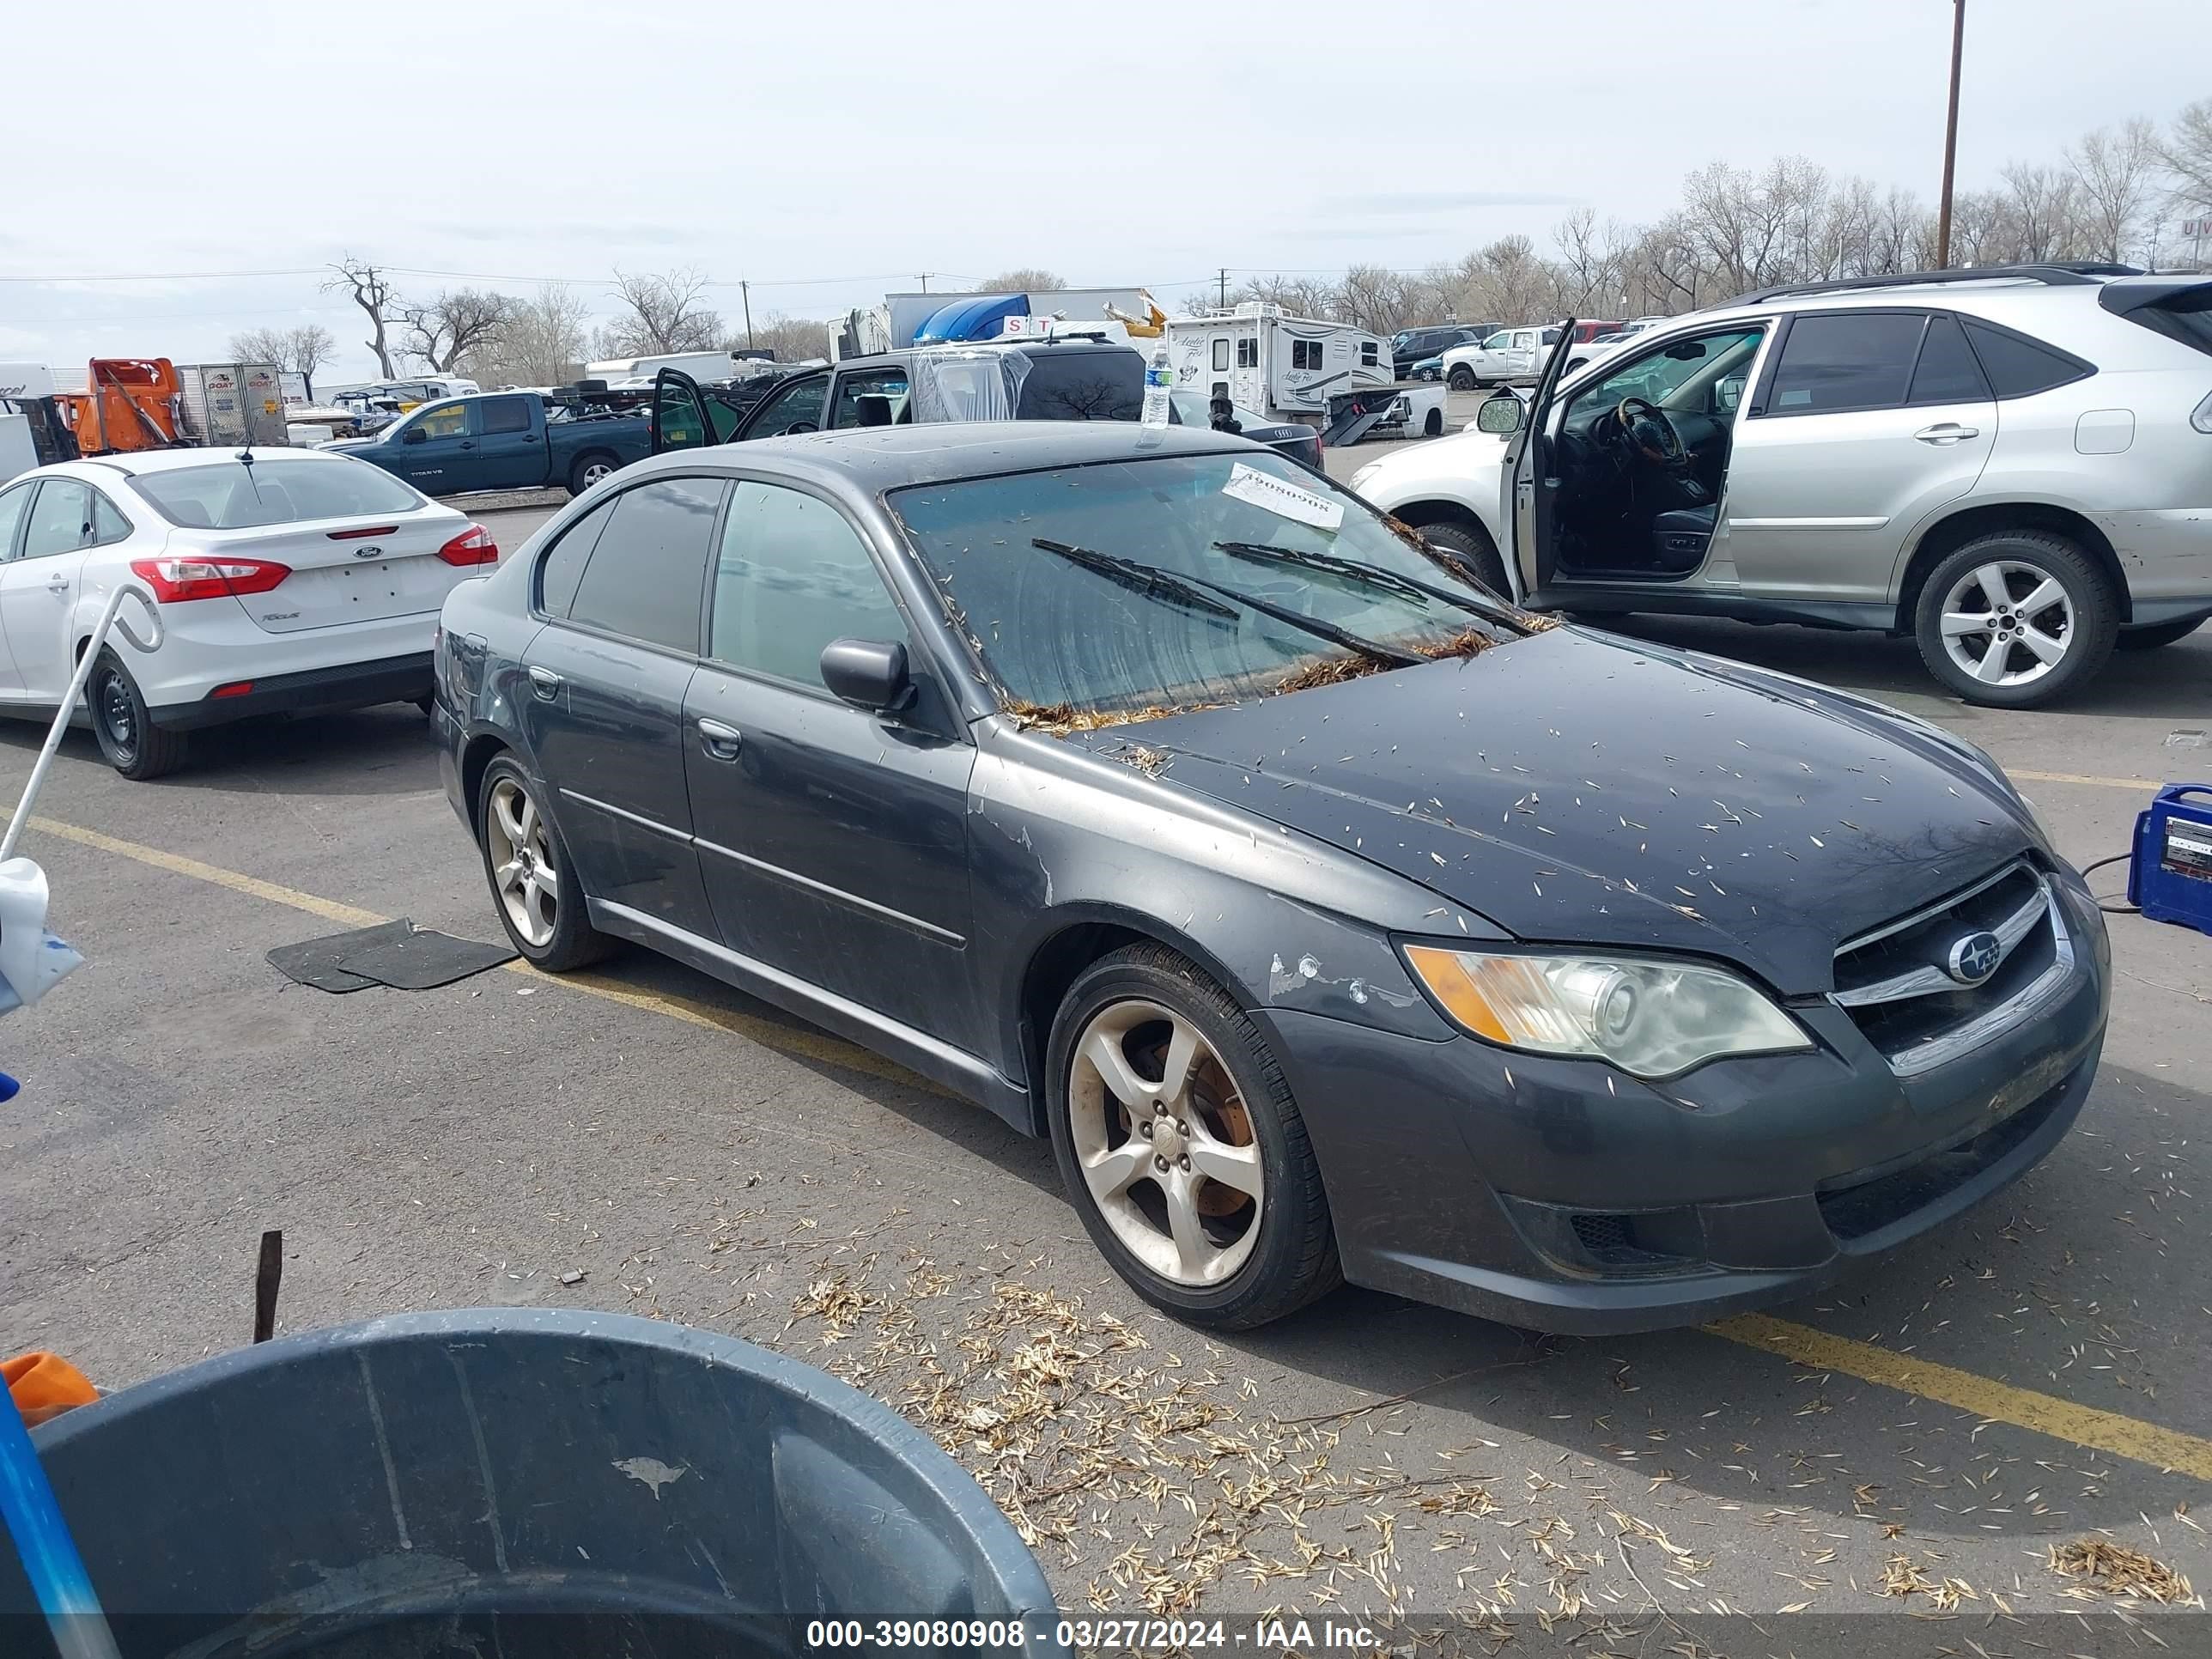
[27,447,363,482]
[626,420,1253,493]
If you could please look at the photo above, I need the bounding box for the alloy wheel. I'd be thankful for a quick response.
[486,776,558,947]
[1938,561,2075,689]
[581,461,614,489]
[1066,999,1264,1286]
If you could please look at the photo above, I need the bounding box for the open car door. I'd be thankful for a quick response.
[650,367,713,456]
[1501,317,1577,602]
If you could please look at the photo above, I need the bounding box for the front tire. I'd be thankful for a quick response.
[2118,617,2205,651]
[89,651,189,780]
[1913,532,2118,708]
[1413,520,1510,599]
[1447,366,1477,392]
[476,757,614,971]
[1045,945,1340,1330]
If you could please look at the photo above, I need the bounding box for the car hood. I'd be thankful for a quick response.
[1077,628,2033,996]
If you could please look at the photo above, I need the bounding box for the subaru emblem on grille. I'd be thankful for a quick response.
[1946,929,2004,985]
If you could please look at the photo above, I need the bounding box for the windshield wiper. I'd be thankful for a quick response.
[1213,539,1515,622]
[1030,538,1239,621]
[1034,538,1420,668]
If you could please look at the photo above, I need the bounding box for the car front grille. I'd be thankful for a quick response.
[1830,860,2070,1076]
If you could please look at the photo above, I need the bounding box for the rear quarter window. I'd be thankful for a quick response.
[1960,319,2094,399]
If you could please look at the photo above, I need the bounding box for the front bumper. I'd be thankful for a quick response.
[149,653,434,730]
[1264,873,2110,1334]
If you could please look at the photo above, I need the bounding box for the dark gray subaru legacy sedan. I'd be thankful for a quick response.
[433,422,2107,1333]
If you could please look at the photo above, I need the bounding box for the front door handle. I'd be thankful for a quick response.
[526,665,562,699]
[46,578,69,594]
[1913,422,1980,445]
[696,717,743,761]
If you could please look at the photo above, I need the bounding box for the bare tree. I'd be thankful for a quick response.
[975,269,1067,292]
[2066,119,2160,263]
[466,283,590,386]
[601,268,724,355]
[2157,97,2212,216]
[398,288,517,374]
[1227,274,1340,318]
[228,324,337,394]
[325,256,399,378]
[738,312,834,364]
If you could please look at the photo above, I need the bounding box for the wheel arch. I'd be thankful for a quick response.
[1385,495,1503,548]
[1012,904,1255,1138]
[1898,502,2130,629]
[458,728,515,836]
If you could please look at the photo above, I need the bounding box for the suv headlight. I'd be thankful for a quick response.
[1347,461,1382,494]
[1403,946,1810,1079]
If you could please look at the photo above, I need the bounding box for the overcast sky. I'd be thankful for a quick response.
[1,0,2199,380]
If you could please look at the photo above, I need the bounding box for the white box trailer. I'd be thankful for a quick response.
[174,362,289,447]
[1164,305,1445,444]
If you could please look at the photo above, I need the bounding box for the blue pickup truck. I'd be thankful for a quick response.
[320,391,652,497]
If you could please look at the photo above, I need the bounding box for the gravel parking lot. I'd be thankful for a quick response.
[3,447,2209,1648]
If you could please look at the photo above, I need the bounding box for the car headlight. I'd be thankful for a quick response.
[1402,946,1811,1079]
[1347,462,1381,494]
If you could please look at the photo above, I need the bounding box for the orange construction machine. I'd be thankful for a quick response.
[54,358,185,454]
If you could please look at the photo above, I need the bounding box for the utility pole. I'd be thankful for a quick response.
[1218,268,1228,307]
[1936,0,1966,267]
[739,279,755,349]
[918,273,932,294]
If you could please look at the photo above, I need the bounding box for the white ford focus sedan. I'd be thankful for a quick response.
[0,448,495,778]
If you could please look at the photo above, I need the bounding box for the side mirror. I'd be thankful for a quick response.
[820,638,913,714]
[402,426,427,445]
[1474,392,1524,435]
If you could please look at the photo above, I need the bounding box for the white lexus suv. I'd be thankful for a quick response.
[1351,264,2212,707]
[0,447,493,777]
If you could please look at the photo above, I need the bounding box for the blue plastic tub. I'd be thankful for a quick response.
[0,1310,1063,1657]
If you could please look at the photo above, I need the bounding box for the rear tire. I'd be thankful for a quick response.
[2118,617,2205,651]
[1447,366,1477,392]
[1045,944,1340,1330]
[1413,520,1510,599]
[88,651,189,781]
[1912,532,2118,708]
[475,757,615,971]
[567,452,619,497]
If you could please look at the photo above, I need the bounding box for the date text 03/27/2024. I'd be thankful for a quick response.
[803,1619,1380,1650]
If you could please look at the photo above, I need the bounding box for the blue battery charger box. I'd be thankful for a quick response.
[2129,785,2212,937]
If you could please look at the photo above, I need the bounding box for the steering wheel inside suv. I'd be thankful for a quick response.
[1613,396,1688,469]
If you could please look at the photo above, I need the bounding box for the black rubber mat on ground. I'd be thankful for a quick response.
[267,919,515,994]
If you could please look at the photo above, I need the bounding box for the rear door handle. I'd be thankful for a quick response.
[46,578,69,594]
[1913,422,1980,445]
[696,717,743,761]
[526,665,562,699]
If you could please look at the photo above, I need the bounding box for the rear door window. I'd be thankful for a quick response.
[479,396,534,434]
[563,477,727,653]
[829,368,912,429]
[1960,319,2094,399]
[1762,313,1923,413]
[535,497,617,617]
[1906,313,1992,404]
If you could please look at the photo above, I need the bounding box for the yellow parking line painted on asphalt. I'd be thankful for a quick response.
[1,806,945,1097]
[21,805,2212,1475]
[2009,768,2166,793]
[1,809,386,927]
[1709,1313,2212,1480]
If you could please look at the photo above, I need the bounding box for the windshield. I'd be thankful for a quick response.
[890,451,1516,719]
[133,459,425,528]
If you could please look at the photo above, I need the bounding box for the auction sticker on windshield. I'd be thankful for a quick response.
[1222,461,1343,532]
